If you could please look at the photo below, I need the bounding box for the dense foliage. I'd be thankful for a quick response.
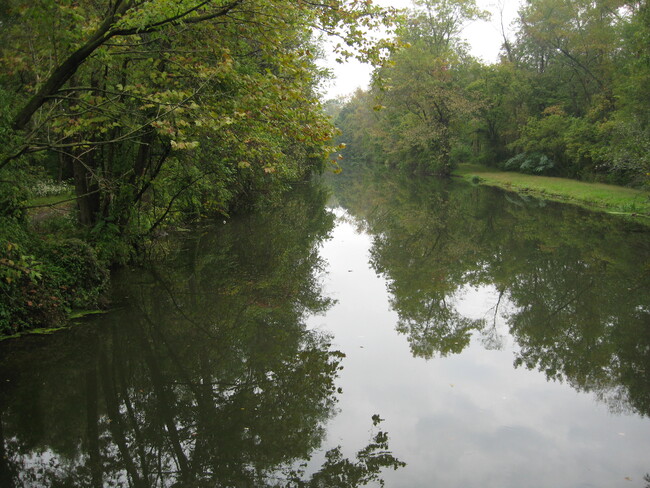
[335,0,650,186]
[0,0,396,332]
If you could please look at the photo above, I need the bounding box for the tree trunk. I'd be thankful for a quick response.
[72,150,101,227]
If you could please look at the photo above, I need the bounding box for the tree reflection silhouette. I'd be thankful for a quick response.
[0,183,404,487]
[333,167,650,416]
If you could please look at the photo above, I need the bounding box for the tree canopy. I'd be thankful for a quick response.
[335,0,650,187]
[0,1,398,331]
[0,0,397,231]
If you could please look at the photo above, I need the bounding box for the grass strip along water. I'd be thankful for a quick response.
[454,164,650,225]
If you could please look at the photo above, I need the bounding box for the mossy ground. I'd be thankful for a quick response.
[454,164,650,223]
[26,192,75,207]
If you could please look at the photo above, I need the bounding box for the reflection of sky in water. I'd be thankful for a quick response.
[308,208,650,488]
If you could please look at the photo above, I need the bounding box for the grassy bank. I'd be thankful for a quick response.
[453,164,650,223]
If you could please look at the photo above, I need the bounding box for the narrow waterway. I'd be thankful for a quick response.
[1,169,649,487]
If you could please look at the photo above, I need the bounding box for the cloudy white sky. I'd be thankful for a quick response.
[321,0,523,99]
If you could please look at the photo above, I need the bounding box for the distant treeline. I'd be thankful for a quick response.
[330,0,650,187]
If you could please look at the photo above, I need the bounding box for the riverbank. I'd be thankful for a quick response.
[453,164,650,223]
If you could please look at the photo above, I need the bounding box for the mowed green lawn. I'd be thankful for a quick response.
[454,164,650,221]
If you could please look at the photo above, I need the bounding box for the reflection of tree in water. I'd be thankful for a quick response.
[335,167,650,416]
[339,170,491,359]
[0,184,404,487]
[391,291,486,359]
[479,287,508,351]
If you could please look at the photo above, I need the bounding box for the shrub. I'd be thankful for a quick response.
[502,152,555,175]
[45,239,110,309]
[0,226,110,336]
[0,182,28,221]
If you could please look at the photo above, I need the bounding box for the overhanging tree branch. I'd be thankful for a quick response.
[10,0,244,133]
[11,0,132,131]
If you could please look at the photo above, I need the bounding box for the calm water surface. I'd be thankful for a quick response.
[1,168,649,487]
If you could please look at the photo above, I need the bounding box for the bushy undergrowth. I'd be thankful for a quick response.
[502,152,556,175]
[0,216,109,336]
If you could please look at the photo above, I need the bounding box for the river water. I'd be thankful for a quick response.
[1,168,649,487]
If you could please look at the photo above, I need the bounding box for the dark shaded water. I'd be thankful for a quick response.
[1,168,649,487]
